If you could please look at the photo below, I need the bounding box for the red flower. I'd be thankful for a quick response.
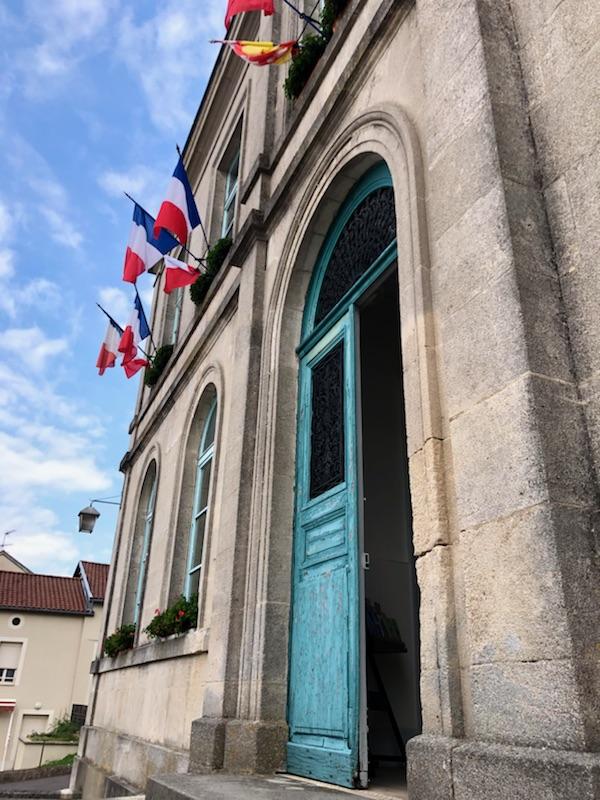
[177,610,185,618]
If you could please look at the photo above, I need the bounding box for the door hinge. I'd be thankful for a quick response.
[362,552,370,570]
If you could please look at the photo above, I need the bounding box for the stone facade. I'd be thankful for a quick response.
[74,2,600,798]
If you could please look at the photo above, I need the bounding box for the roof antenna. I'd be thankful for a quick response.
[0,530,15,550]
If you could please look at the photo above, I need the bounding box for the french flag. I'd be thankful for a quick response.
[119,294,150,379]
[123,204,178,284]
[96,319,122,376]
[163,255,204,295]
[153,156,202,246]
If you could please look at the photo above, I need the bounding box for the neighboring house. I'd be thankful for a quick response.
[0,559,108,771]
[75,2,600,800]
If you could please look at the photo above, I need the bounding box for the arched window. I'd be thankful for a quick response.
[184,397,217,599]
[122,460,157,627]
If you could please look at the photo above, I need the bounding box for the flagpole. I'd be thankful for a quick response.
[134,285,158,354]
[123,192,206,266]
[281,0,324,35]
[176,144,211,252]
[96,303,152,361]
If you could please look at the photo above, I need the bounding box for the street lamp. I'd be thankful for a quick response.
[77,497,120,534]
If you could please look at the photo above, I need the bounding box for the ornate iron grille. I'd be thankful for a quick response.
[314,187,396,326]
[310,341,345,498]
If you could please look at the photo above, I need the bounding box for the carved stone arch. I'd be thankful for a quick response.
[239,106,459,739]
[166,363,225,623]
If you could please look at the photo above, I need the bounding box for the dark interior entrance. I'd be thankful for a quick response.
[359,268,422,792]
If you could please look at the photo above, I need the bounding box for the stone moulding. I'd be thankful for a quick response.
[92,626,209,675]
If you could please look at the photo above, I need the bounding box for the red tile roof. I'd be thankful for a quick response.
[0,572,89,614]
[78,561,109,601]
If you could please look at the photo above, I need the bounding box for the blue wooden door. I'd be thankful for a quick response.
[287,311,361,787]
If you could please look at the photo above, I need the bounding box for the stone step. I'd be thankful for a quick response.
[146,774,407,800]
[146,774,363,800]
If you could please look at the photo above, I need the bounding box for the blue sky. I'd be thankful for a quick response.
[0,1,222,575]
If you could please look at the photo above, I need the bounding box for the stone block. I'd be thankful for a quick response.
[189,718,226,772]
[223,719,288,774]
[431,185,512,321]
[452,739,600,800]
[420,668,463,737]
[409,438,449,556]
[516,0,600,108]
[450,373,594,531]
[460,504,572,665]
[427,104,500,242]
[529,46,600,182]
[417,0,483,106]
[470,659,586,749]
[406,734,456,800]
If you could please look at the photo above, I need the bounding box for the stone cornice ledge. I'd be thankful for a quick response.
[92,626,209,674]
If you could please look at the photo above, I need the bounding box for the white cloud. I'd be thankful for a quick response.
[40,207,83,250]
[117,0,223,134]
[99,287,130,324]
[0,326,69,371]
[0,360,114,574]
[0,200,12,241]
[20,0,116,87]
[98,164,167,217]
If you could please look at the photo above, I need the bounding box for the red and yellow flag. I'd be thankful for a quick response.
[225,0,275,30]
[215,39,297,66]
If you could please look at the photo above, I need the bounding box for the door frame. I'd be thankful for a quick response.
[288,163,400,787]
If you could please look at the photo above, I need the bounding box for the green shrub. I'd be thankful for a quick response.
[283,34,327,100]
[144,594,198,640]
[321,0,350,38]
[206,237,232,276]
[144,344,174,388]
[103,623,136,657]
[43,753,76,768]
[190,237,233,307]
[30,716,79,742]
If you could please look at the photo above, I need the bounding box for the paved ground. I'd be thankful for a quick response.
[0,772,70,793]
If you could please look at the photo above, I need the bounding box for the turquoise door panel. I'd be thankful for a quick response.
[287,313,361,788]
[288,164,397,788]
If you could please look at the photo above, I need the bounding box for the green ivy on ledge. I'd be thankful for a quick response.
[144,594,198,640]
[190,237,232,307]
[284,0,350,101]
[144,343,174,388]
[103,623,136,658]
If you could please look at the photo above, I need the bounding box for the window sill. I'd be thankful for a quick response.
[92,626,209,674]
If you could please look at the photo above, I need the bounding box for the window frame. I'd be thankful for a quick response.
[184,398,217,600]
[0,638,25,687]
[221,151,240,239]
[133,471,157,627]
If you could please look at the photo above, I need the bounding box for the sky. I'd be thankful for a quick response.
[0,0,223,575]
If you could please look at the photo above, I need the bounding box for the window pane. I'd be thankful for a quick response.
[309,341,345,498]
[188,567,201,597]
[202,405,216,452]
[190,513,207,570]
[198,461,212,511]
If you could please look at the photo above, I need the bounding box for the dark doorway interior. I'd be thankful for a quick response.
[359,268,421,793]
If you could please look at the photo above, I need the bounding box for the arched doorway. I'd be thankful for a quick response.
[287,163,421,790]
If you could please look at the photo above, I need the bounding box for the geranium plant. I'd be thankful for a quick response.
[103,624,136,658]
[144,594,198,640]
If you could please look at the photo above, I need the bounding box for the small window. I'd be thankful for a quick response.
[71,704,88,729]
[221,152,240,239]
[0,641,22,684]
[185,398,217,599]
[0,668,15,684]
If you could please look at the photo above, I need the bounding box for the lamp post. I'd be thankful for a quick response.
[77,498,120,534]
